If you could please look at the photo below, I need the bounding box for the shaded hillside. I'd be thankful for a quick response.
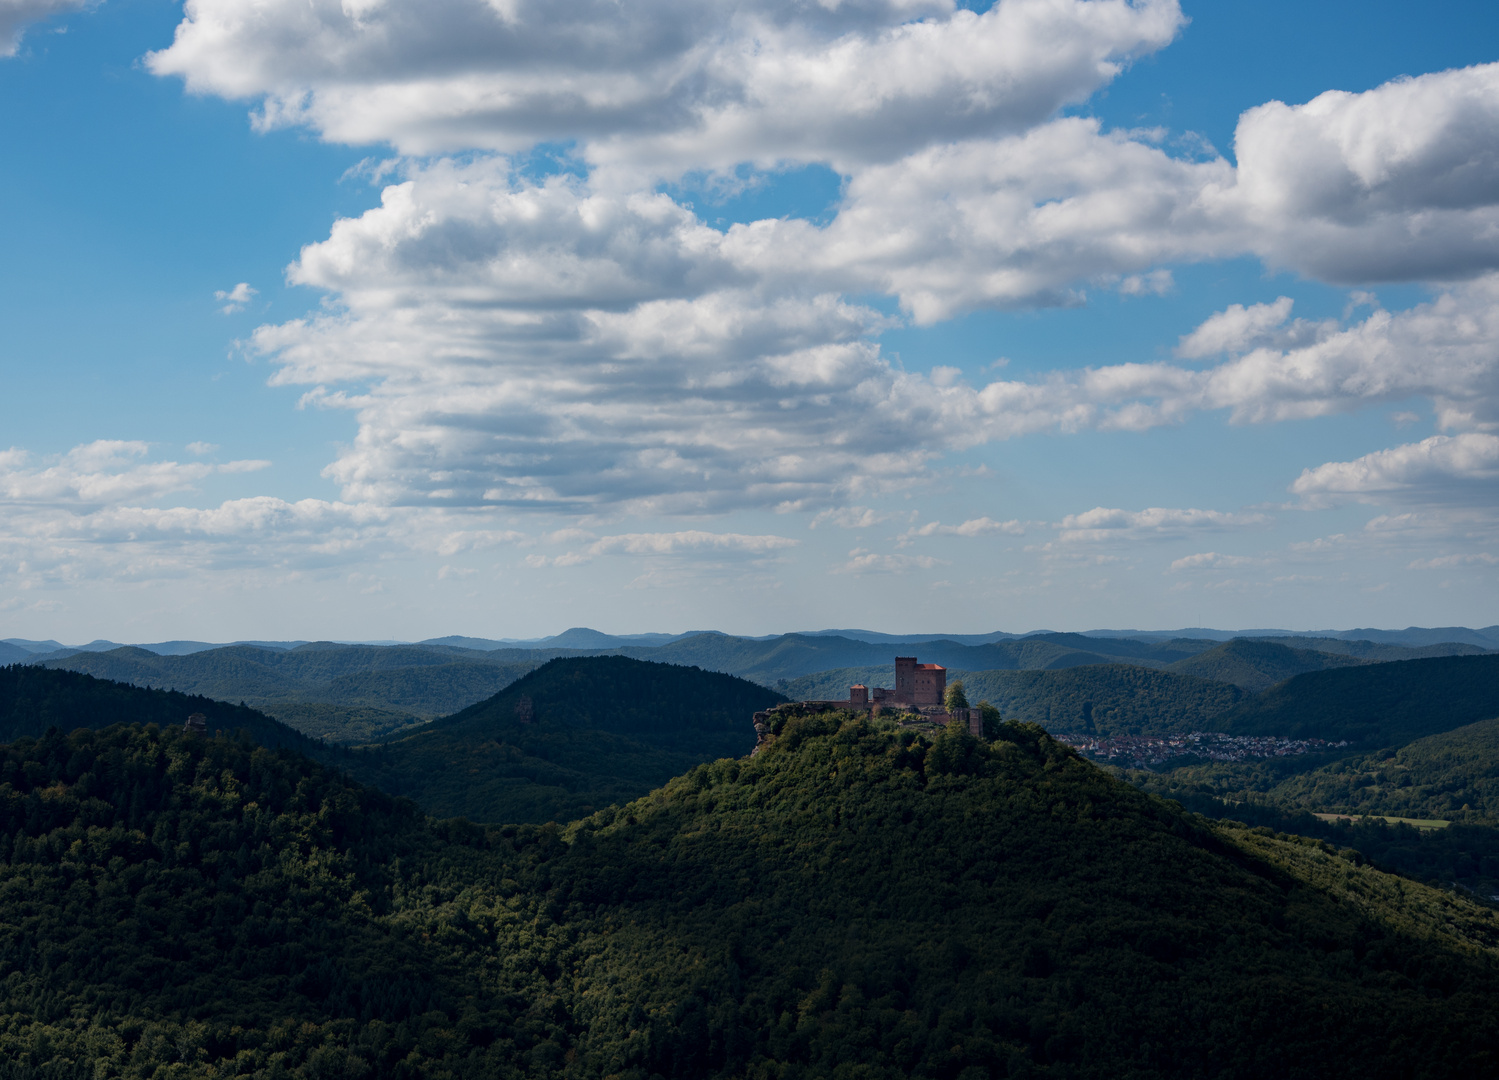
[629,631,1216,682]
[961,665,1246,734]
[1218,654,1499,746]
[1258,715,1499,824]
[782,663,1245,736]
[0,664,322,755]
[346,656,786,823]
[40,643,544,741]
[1254,636,1494,662]
[6,720,1499,1076]
[1169,638,1366,692]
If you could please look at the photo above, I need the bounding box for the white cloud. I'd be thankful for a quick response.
[586,531,797,556]
[1175,297,1297,358]
[1408,552,1498,569]
[1058,506,1269,543]
[809,506,901,530]
[1291,433,1499,505]
[529,529,798,566]
[148,0,1185,179]
[249,151,1499,514]
[1232,62,1499,282]
[251,161,946,513]
[214,281,258,313]
[249,150,1499,515]
[0,441,267,506]
[833,548,945,574]
[734,118,1234,320]
[185,441,220,455]
[1168,551,1263,571]
[902,517,1026,542]
[140,0,1499,531]
[0,0,87,58]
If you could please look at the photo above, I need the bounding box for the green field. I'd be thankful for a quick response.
[1314,812,1451,830]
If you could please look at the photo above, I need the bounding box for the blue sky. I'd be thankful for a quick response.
[1,0,1497,642]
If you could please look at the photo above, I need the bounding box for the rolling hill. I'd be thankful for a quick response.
[343,656,786,823]
[0,663,323,756]
[4,715,1499,1076]
[1217,654,1499,746]
[39,643,546,741]
[1241,714,1499,824]
[1167,638,1367,692]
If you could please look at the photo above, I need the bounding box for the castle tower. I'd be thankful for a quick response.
[894,656,946,706]
[894,656,917,704]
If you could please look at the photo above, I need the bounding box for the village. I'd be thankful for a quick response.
[1058,731,1352,770]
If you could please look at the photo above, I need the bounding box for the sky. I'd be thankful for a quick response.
[1,0,1498,643]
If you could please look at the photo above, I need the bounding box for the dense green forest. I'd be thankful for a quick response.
[341,657,786,824]
[0,664,318,755]
[1143,716,1499,827]
[1164,638,1365,692]
[7,714,1499,1077]
[1127,777,1499,901]
[1263,716,1499,822]
[1215,654,1499,745]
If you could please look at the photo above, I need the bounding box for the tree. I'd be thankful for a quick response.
[944,681,969,710]
[978,701,1002,741]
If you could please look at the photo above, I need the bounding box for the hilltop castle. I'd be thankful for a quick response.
[754,656,984,747]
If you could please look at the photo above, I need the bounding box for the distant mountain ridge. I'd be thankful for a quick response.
[20,626,1495,743]
[13,623,1499,658]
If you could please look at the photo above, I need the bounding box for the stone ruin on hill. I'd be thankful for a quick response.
[752,656,984,752]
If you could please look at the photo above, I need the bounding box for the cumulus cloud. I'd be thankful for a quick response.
[253,161,946,513]
[1057,506,1269,543]
[249,150,1499,514]
[1232,63,1499,282]
[1175,297,1303,358]
[148,0,1184,179]
[1291,433,1499,505]
[214,282,258,313]
[0,442,545,593]
[0,0,88,58]
[0,441,267,506]
[141,0,1499,528]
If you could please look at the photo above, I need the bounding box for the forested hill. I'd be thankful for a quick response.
[1217,653,1499,746]
[1254,714,1499,823]
[38,643,544,742]
[0,664,321,755]
[4,716,1499,1077]
[1166,638,1367,692]
[343,656,786,824]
